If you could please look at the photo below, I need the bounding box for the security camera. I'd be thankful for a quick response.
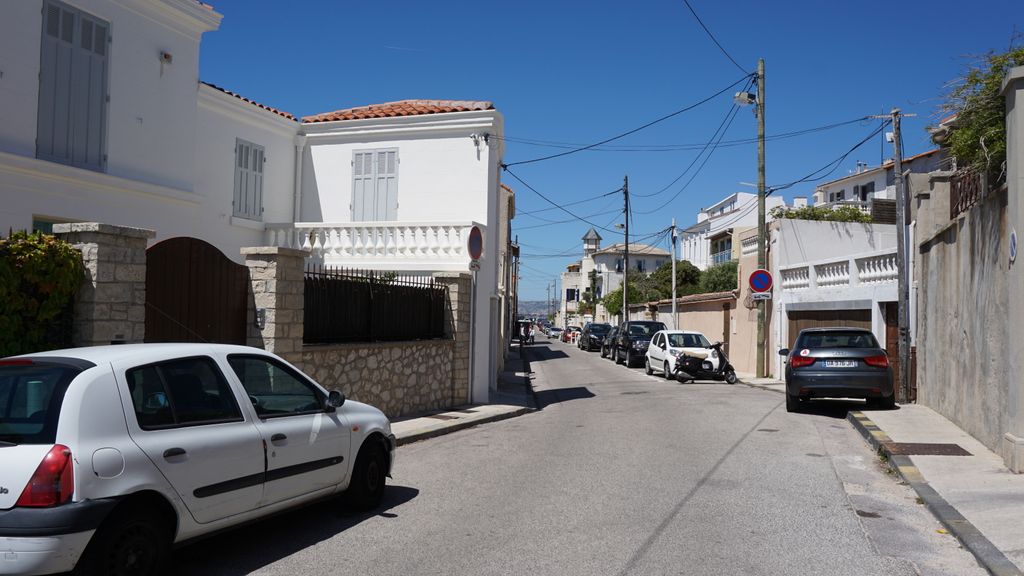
[160,51,173,64]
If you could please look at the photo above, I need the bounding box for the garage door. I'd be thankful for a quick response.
[787,309,871,349]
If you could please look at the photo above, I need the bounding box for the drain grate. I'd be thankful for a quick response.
[884,442,972,456]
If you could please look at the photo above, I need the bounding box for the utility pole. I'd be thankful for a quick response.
[891,108,911,404]
[546,281,552,321]
[623,175,630,326]
[671,218,678,330]
[756,57,767,379]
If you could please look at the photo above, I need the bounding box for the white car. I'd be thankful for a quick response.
[548,327,563,340]
[644,330,719,379]
[0,344,395,576]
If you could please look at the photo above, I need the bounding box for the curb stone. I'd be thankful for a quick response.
[847,411,1023,576]
[395,406,535,446]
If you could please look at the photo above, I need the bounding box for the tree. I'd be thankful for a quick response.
[937,40,1024,185]
[648,260,702,297]
[700,260,738,293]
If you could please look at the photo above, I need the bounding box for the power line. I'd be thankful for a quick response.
[768,120,892,193]
[514,208,622,230]
[503,73,753,168]
[504,168,622,234]
[681,0,748,74]
[516,187,623,216]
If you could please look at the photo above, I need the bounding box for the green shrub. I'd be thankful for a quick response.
[0,231,83,356]
[770,205,873,223]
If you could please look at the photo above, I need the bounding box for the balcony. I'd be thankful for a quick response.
[710,249,735,265]
[780,250,898,291]
[264,221,482,272]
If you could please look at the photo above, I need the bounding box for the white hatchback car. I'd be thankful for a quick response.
[644,330,719,379]
[0,344,395,576]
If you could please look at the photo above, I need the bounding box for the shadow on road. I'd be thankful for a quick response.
[796,398,901,419]
[171,485,420,575]
[534,386,595,409]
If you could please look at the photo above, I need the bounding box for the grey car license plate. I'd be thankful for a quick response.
[823,360,857,368]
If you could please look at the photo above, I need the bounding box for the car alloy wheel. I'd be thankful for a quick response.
[664,361,672,380]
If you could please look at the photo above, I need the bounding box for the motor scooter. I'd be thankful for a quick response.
[673,341,738,384]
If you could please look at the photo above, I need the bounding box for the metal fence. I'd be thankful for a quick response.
[303,265,447,344]
[950,168,984,220]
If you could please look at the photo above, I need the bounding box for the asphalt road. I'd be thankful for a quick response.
[173,339,984,576]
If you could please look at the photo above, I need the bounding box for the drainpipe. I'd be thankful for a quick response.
[292,134,307,223]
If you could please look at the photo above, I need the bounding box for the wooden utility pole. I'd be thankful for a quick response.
[623,175,630,325]
[671,217,678,330]
[756,58,767,378]
[891,108,911,403]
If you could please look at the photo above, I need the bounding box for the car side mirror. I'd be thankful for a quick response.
[778,348,789,356]
[326,390,346,411]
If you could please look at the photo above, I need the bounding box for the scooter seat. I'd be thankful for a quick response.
[681,349,709,360]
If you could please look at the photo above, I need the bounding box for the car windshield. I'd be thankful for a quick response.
[668,333,711,348]
[626,322,666,336]
[0,362,83,445]
[588,324,611,334]
[797,331,879,349]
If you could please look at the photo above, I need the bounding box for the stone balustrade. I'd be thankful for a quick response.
[780,249,898,291]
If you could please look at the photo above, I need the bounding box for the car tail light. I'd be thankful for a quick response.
[864,355,889,368]
[790,356,816,368]
[17,445,74,507]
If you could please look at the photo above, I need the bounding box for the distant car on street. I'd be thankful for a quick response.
[644,330,717,379]
[578,323,611,351]
[562,326,582,343]
[601,326,620,359]
[548,327,563,340]
[780,327,895,413]
[613,321,667,367]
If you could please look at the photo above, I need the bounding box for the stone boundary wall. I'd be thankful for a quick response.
[282,340,455,419]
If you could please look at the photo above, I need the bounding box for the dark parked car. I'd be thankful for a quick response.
[579,323,612,351]
[613,321,667,367]
[601,327,620,359]
[780,327,895,413]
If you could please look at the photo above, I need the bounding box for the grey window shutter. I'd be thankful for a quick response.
[352,151,373,221]
[379,149,398,220]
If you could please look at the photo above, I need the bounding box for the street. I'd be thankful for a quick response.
[172,339,983,576]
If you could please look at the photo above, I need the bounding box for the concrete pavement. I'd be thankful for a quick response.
[738,371,1024,576]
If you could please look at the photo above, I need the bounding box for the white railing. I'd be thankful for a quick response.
[780,267,810,290]
[814,261,850,288]
[780,249,897,291]
[740,236,758,257]
[264,221,482,271]
[856,253,898,284]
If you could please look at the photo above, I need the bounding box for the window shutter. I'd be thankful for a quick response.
[352,151,373,221]
[378,149,398,220]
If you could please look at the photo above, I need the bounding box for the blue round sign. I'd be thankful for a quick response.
[468,226,483,260]
[749,269,773,293]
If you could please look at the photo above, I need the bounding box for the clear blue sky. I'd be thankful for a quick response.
[199,0,1021,301]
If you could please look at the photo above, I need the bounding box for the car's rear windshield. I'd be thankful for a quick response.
[0,361,86,445]
[625,322,667,336]
[796,331,879,349]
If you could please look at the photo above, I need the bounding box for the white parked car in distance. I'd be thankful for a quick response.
[0,344,395,576]
[644,330,719,379]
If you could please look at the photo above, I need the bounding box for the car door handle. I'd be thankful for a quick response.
[163,447,186,459]
[271,433,287,442]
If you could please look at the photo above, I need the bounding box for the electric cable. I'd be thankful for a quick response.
[516,187,623,216]
[502,73,753,168]
[681,0,748,74]
[504,168,622,234]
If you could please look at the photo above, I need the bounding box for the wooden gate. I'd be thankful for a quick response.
[145,237,248,344]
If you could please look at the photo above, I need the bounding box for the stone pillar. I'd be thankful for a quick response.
[241,247,308,354]
[52,223,154,346]
[435,273,472,405]
[1001,66,1024,472]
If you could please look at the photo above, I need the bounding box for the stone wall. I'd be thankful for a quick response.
[282,340,455,419]
[53,223,154,346]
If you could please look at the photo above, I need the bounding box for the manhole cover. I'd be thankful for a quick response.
[884,442,972,456]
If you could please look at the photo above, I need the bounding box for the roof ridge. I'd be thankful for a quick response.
[302,99,495,123]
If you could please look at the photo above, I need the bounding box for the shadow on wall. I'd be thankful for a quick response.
[301,145,323,222]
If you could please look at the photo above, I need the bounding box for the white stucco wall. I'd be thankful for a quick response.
[677,194,784,270]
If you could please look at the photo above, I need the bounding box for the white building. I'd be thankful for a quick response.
[558,228,670,326]
[677,192,792,270]
[813,149,946,207]
[0,0,514,404]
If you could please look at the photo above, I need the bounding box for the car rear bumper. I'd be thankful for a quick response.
[0,531,94,575]
[787,371,893,399]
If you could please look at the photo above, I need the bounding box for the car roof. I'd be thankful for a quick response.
[12,343,271,365]
[797,327,873,334]
[659,330,705,336]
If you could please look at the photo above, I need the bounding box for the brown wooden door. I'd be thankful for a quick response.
[787,309,871,349]
[145,237,249,344]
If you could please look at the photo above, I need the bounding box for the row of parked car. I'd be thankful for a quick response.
[550,321,897,414]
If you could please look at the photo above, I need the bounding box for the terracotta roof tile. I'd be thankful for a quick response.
[201,82,296,121]
[302,99,494,123]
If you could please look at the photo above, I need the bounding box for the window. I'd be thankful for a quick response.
[37,1,109,171]
[0,363,80,445]
[858,182,875,201]
[636,260,646,272]
[233,139,264,220]
[615,259,623,272]
[228,355,323,417]
[126,357,242,430]
[352,149,399,221]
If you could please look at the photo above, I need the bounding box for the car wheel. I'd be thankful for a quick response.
[645,358,653,375]
[875,393,896,410]
[725,370,738,385]
[664,362,673,380]
[600,346,607,358]
[625,350,633,367]
[345,440,388,511]
[76,508,170,576]
[786,394,801,413]
[615,348,623,364]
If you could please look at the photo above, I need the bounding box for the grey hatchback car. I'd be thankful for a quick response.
[780,328,895,413]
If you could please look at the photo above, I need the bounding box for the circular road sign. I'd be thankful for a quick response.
[749,269,773,293]
[468,226,483,260]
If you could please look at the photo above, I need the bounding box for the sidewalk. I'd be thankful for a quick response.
[390,344,537,446]
[738,373,1024,575]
